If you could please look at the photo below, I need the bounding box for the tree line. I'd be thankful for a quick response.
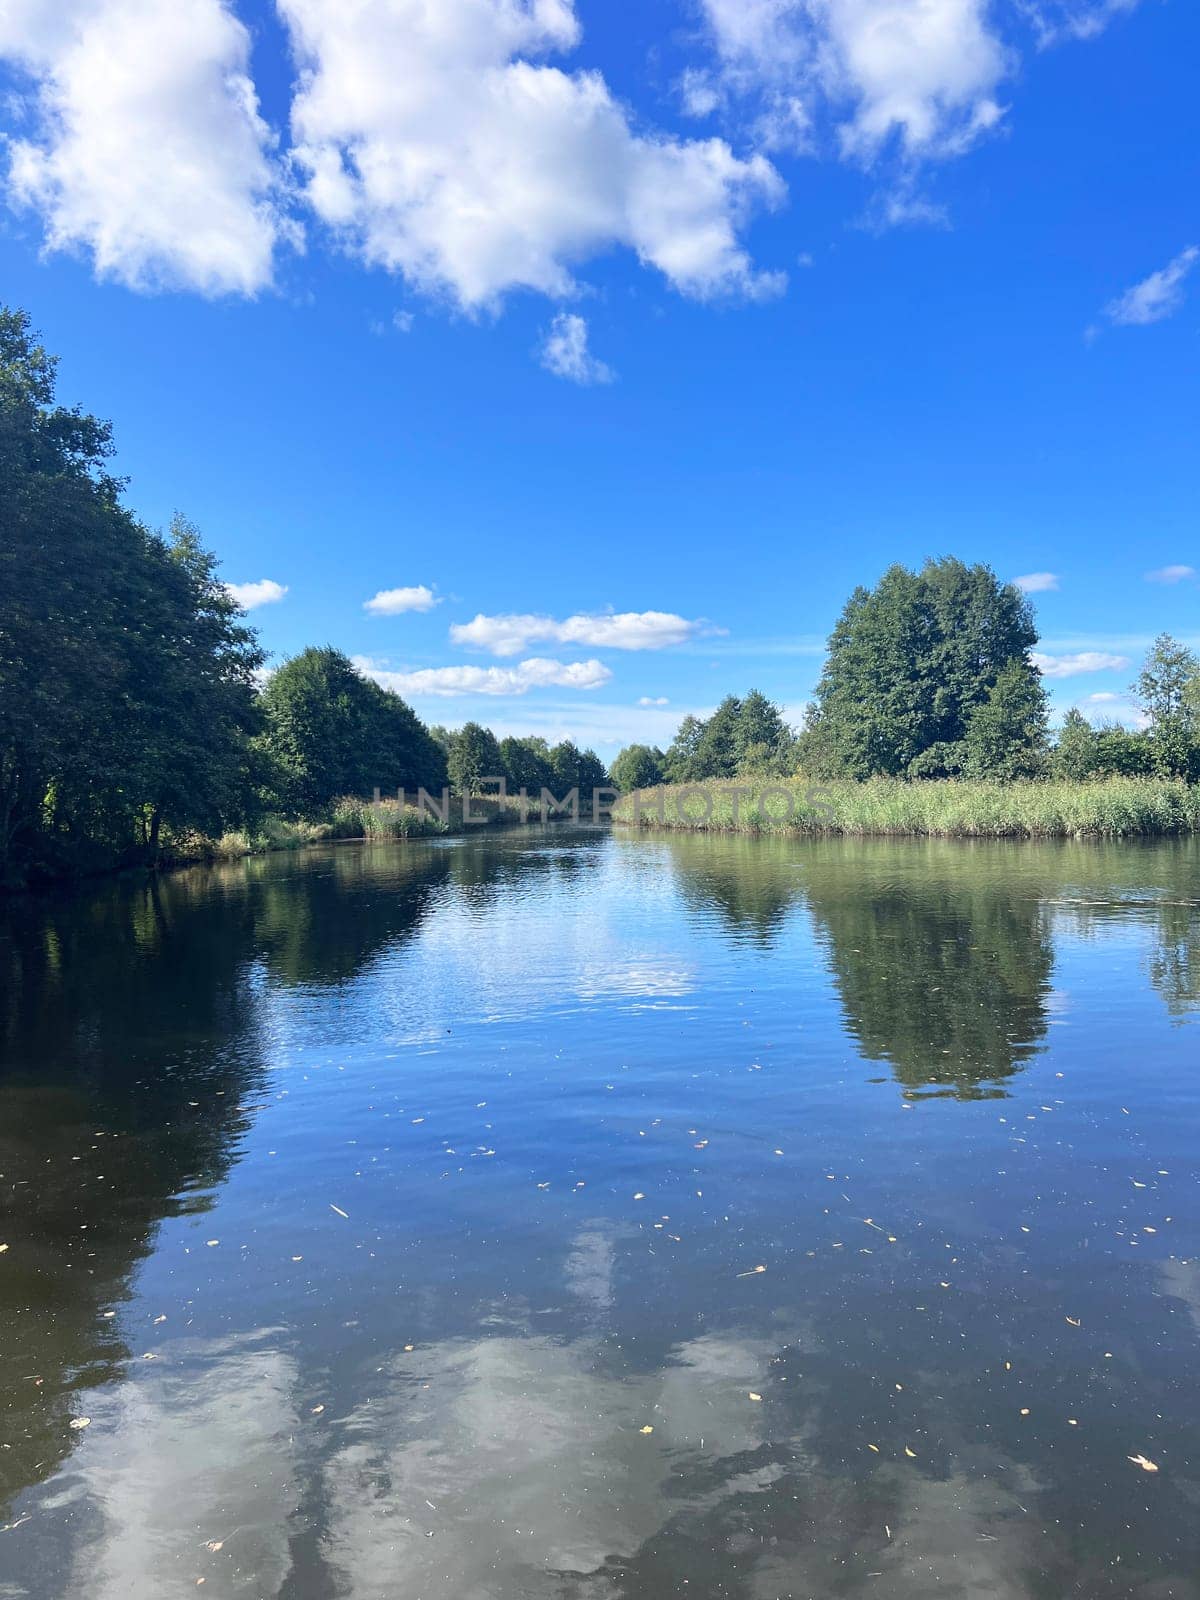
[611,559,1200,791]
[0,308,609,886]
[6,306,1198,884]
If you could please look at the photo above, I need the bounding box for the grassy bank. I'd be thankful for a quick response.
[612,776,1200,839]
[209,793,536,859]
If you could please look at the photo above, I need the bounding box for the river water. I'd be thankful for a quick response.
[1,827,1197,1598]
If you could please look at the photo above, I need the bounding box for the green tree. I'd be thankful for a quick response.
[734,691,795,774]
[692,695,742,779]
[1052,708,1100,781]
[447,722,505,795]
[1092,722,1154,776]
[1133,634,1200,780]
[260,648,443,811]
[498,735,554,795]
[0,308,266,879]
[807,558,1041,778]
[611,744,665,792]
[663,715,706,784]
[962,659,1049,780]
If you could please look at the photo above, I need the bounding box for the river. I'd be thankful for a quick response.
[1,827,1197,1598]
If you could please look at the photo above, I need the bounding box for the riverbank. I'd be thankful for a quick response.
[1,795,540,894]
[612,775,1200,838]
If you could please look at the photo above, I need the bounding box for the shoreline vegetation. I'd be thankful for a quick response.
[613,776,1200,840]
[7,307,1200,891]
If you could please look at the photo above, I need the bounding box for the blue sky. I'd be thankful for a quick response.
[1,0,1196,752]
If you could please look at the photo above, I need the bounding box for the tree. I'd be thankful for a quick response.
[259,648,444,812]
[611,744,665,792]
[1133,634,1200,780]
[663,715,706,784]
[447,722,505,795]
[1052,709,1100,781]
[1092,723,1154,777]
[543,742,609,807]
[807,558,1042,778]
[962,660,1049,780]
[692,696,742,780]
[498,735,554,795]
[1,308,266,879]
[735,690,796,774]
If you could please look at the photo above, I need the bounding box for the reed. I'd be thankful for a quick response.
[612,776,1200,839]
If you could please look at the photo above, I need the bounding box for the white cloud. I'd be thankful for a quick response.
[224,578,288,609]
[1012,571,1060,593]
[540,312,613,384]
[352,654,611,697]
[1104,246,1199,327]
[690,0,1010,165]
[393,310,414,333]
[1020,0,1142,47]
[450,609,714,657]
[1083,690,1120,703]
[1032,650,1130,678]
[638,695,670,706]
[364,584,441,615]
[0,0,287,295]
[1145,564,1196,585]
[280,0,785,311]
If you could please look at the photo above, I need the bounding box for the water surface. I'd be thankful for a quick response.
[1,828,1198,1598]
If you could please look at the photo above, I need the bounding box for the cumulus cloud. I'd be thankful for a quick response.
[0,0,288,294]
[638,695,670,706]
[688,0,1010,165]
[1012,571,1060,593]
[540,312,613,384]
[450,609,714,657]
[224,578,288,609]
[352,654,611,697]
[1145,565,1196,585]
[1032,650,1130,678]
[364,584,440,615]
[279,0,784,311]
[1104,246,1198,327]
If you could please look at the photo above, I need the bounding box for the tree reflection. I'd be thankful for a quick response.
[802,857,1054,1098]
[0,839,451,1514]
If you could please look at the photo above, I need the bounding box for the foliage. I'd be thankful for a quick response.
[1132,633,1200,780]
[613,776,1200,838]
[330,796,448,839]
[961,659,1049,780]
[259,647,446,814]
[0,307,264,883]
[611,743,665,792]
[662,692,796,783]
[804,558,1042,778]
[446,722,505,796]
[546,740,610,806]
[499,735,555,795]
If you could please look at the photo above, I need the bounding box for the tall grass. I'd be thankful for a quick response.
[330,796,448,840]
[613,776,1200,839]
[211,816,334,857]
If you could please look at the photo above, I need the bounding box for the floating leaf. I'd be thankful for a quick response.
[69,1417,90,1430]
[904,1446,917,1458]
[1128,1454,1159,1473]
[748,1392,762,1402]
[639,1425,654,1435]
